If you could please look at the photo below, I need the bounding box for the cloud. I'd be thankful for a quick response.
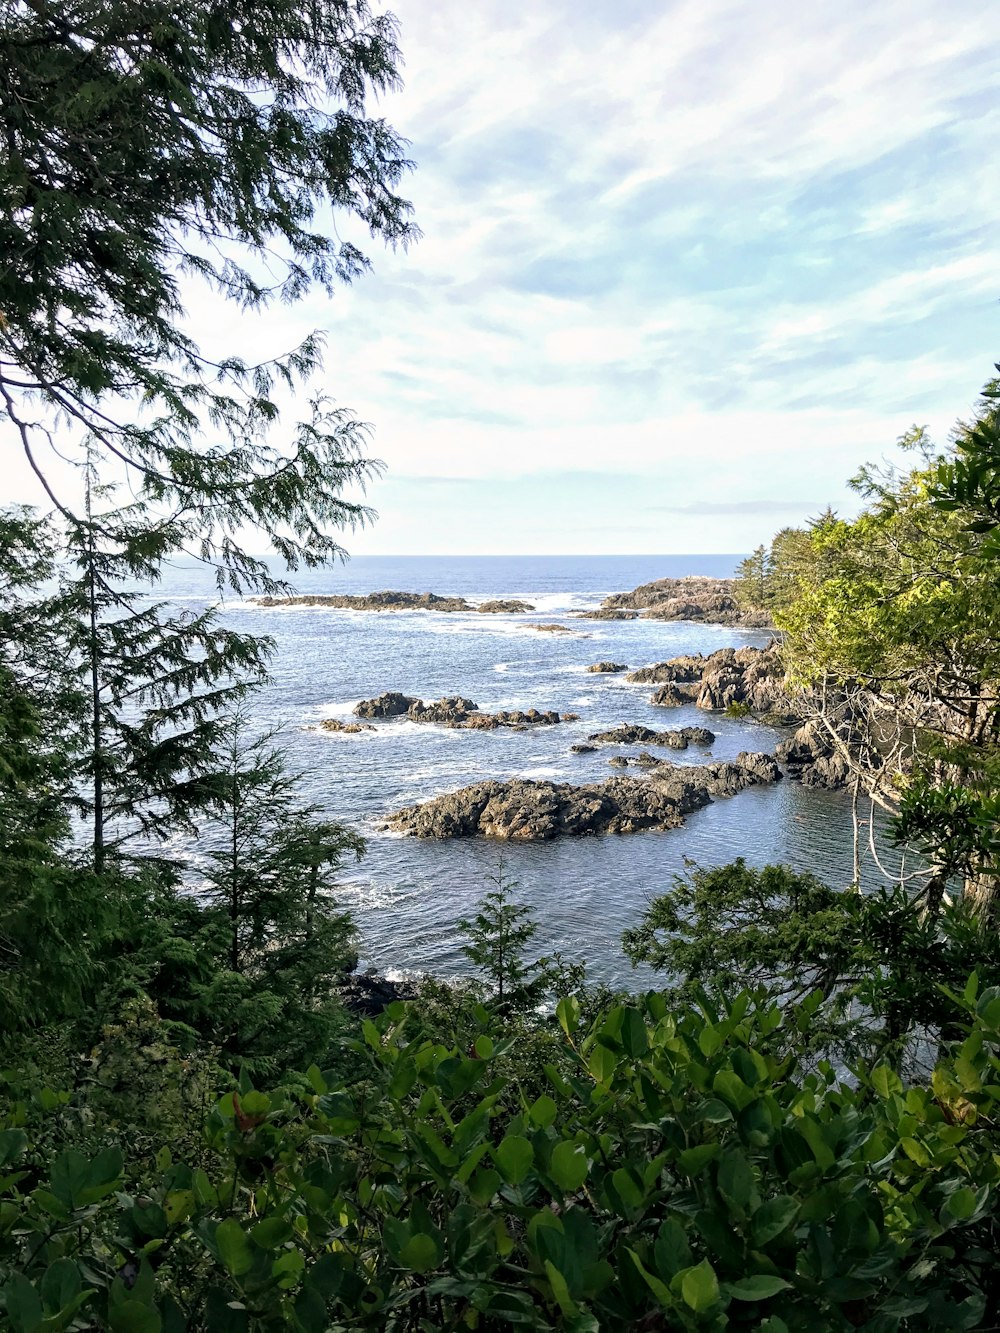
[6,0,998,556]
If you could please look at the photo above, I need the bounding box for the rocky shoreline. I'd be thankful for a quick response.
[383,751,782,840]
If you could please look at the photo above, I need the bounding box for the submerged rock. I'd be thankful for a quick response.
[384,752,781,841]
[526,622,577,634]
[317,719,376,734]
[586,661,629,673]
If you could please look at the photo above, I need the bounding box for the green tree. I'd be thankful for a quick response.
[1,0,416,587]
[458,870,562,1021]
[174,713,365,1070]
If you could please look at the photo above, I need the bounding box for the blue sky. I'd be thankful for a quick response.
[6,0,998,555]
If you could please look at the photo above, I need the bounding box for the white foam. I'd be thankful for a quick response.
[519,765,568,779]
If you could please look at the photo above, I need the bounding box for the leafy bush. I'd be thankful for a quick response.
[3,981,1000,1330]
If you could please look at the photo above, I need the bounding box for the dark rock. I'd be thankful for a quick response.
[407,696,479,724]
[649,683,698,707]
[570,743,597,754]
[561,712,580,722]
[571,608,640,620]
[339,970,416,1017]
[354,691,417,718]
[587,723,716,749]
[526,622,576,634]
[608,755,629,768]
[637,644,791,715]
[383,752,781,841]
[775,718,850,789]
[317,718,376,734]
[599,576,773,628]
[477,599,535,613]
[586,661,629,673]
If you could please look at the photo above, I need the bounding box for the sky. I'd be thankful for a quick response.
[5,0,999,555]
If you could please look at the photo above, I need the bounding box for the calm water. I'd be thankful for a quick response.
[154,554,884,988]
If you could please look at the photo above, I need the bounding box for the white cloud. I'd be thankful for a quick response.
[5,0,999,555]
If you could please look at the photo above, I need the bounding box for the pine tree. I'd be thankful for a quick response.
[178,712,365,1070]
[458,869,560,1020]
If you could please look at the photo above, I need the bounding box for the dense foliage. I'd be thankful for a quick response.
[4,983,1000,1331]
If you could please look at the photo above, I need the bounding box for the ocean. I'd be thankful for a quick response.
[154,553,875,989]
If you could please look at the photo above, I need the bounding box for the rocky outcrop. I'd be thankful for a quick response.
[355,694,562,731]
[572,608,639,621]
[526,622,577,634]
[477,599,535,613]
[317,718,376,734]
[339,970,417,1016]
[354,692,417,719]
[775,718,851,789]
[630,644,792,716]
[383,752,781,840]
[587,661,628,673]
[254,590,473,612]
[587,724,715,749]
[570,743,598,754]
[599,576,772,627]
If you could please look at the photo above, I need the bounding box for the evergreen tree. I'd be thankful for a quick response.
[1,0,416,587]
[160,712,365,1070]
[458,869,561,1020]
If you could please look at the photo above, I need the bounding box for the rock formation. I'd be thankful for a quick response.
[597,576,772,627]
[317,718,376,734]
[586,661,628,673]
[384,752,781,840]
[572,608,640,621]
[476,599,535,613]
[629,644,792,716]
[526,622,577,634]
[353,694,562,731]
[587,724,715,749]
[775,718,851,789]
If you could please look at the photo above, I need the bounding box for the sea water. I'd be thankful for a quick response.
[153,553,877,988]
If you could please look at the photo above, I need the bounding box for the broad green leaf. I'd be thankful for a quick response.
[752,1195,800,1245]
[215,1218,254,1276]
[400,1232,441,1273]
[557,996,580,1036]
[588,1045,618,1085]
[251,1217,293,1249]
[40,1258,80,1314]
[549,1141,589,1191]
[529,1094,557,1128]
[621,1007,648,1057]
[109,1301,163,1333]
[494,1136,533,1186]
[727,1275,792,1301]
[678,1143,719,1175]
[544,1259,578,1317]
[681,1259,720,1312]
